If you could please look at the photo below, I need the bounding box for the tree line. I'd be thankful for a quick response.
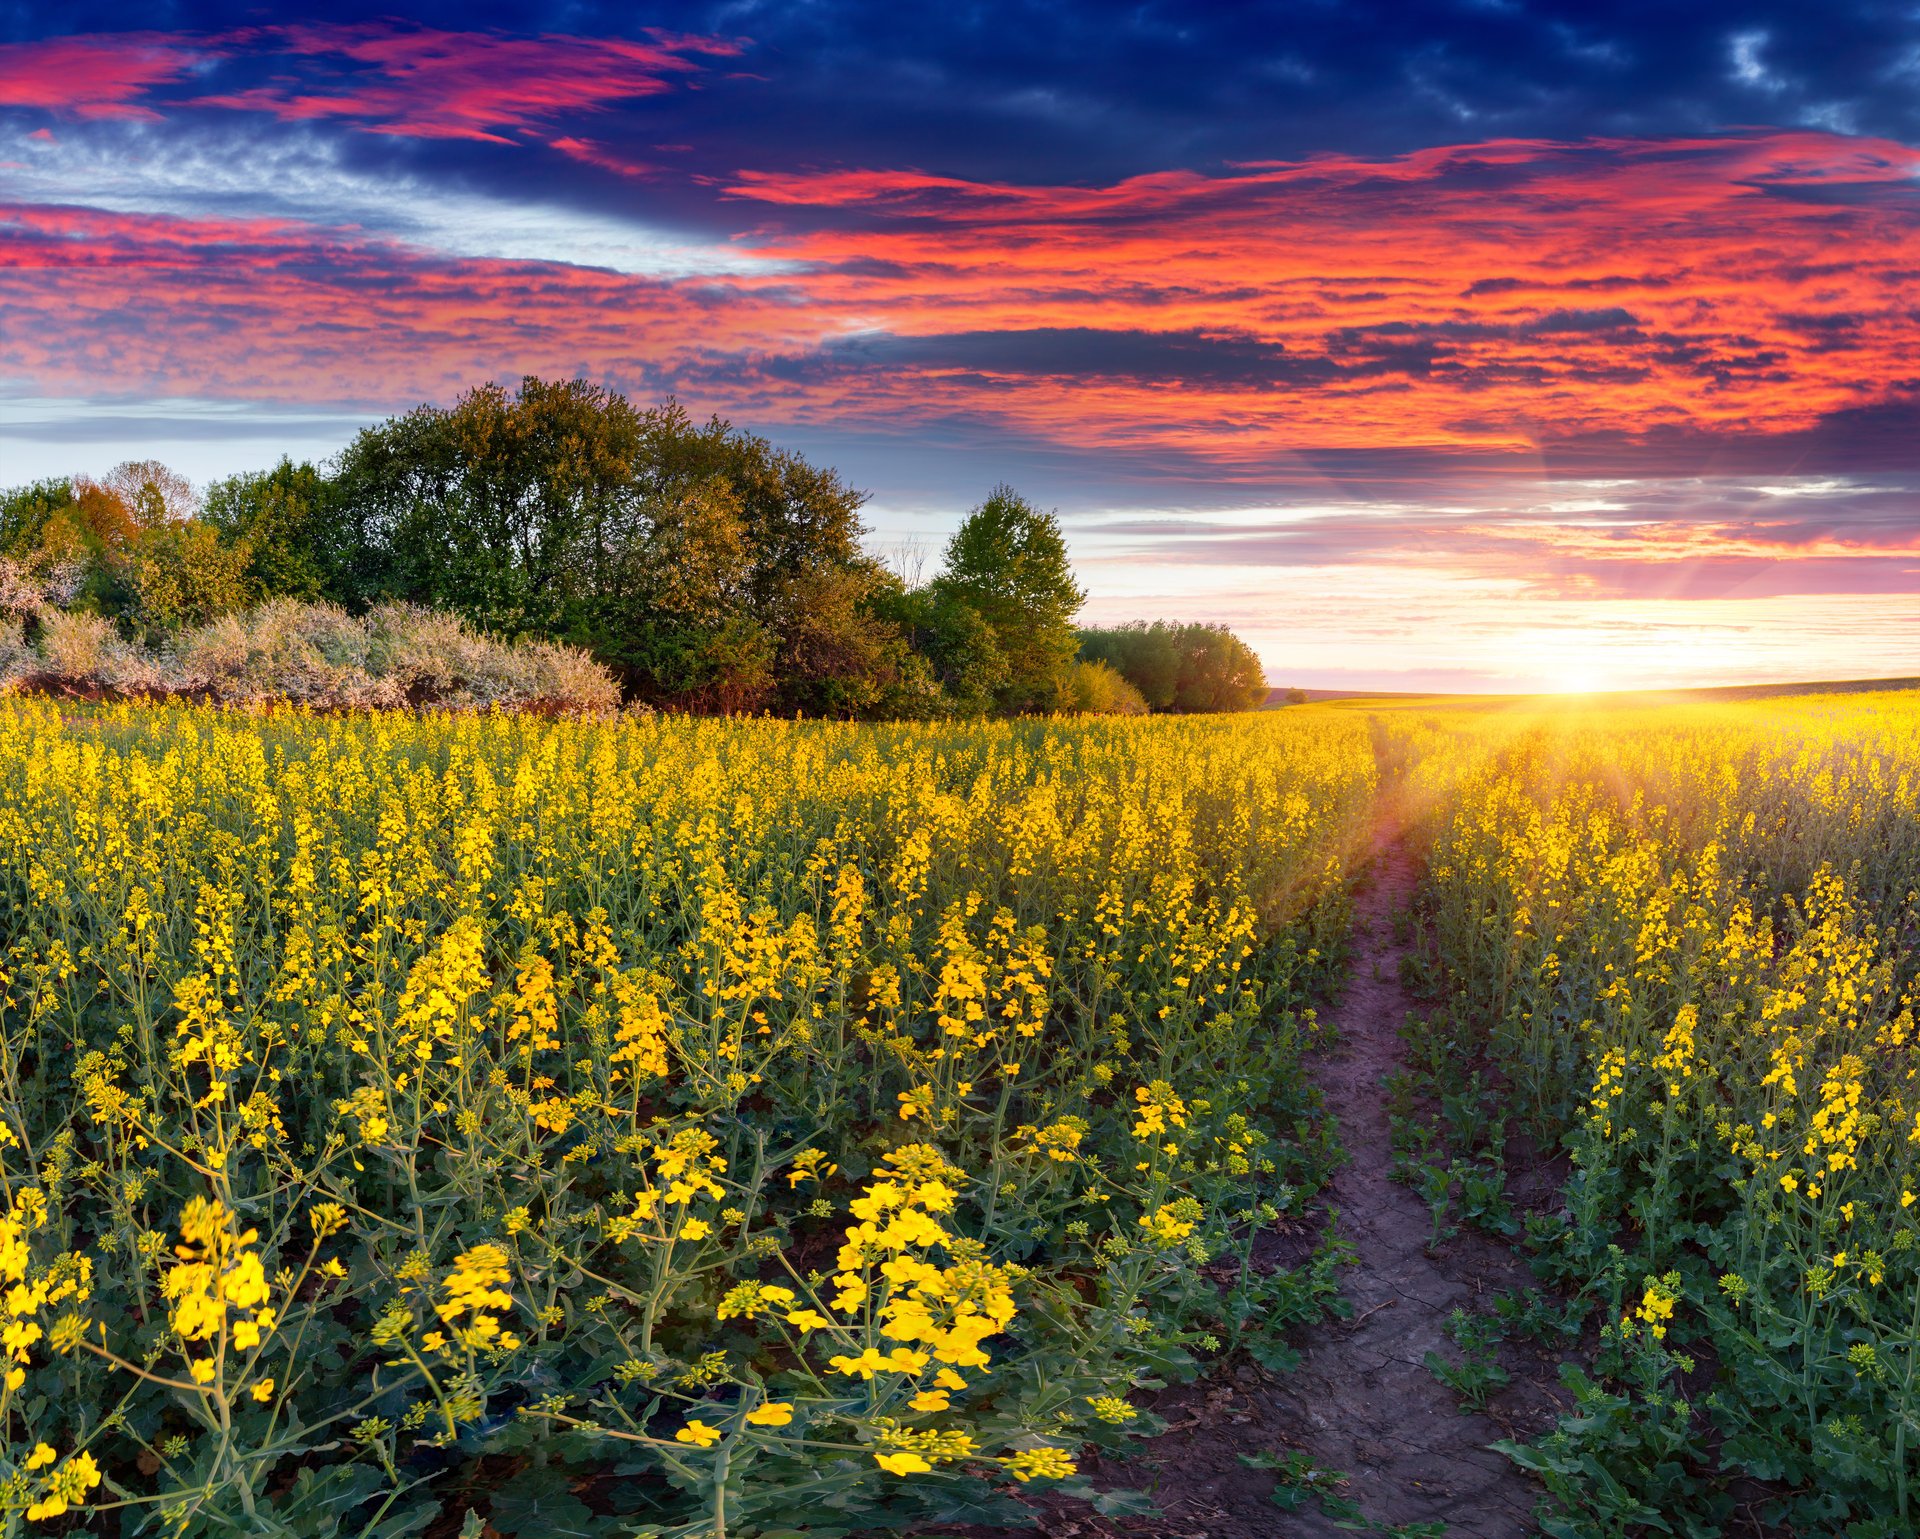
[0,377,1269,716]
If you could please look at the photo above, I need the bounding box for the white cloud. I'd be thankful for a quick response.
[0,119,774,279]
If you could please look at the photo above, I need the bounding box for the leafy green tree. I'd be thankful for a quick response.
[204,459,336,602]
[1172,623,1267,711]
[1077,623,1181,709]
[938,486,1084,714]
[332,378,903,713]
[871,577,1009,716]
[124,521,254,637]
[1079,621,1267,712]
[0,478,75,557]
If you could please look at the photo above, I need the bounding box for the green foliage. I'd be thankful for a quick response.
[1240,1448,1446,1535]
[1425,1307,1511,1410]
[0,477,74,557]
[0,383,1275,721]
[125,520,254,637]
[871,579,1008,717]
[332,380,902,714]
[939,485,1085,713]
[204,457,337,602]
[1064,659,1149,715]
[1078,621,1267,713]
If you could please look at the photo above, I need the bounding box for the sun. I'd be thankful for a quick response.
[1545,663,1609,695]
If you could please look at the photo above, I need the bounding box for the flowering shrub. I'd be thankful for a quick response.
[1412,690,1920,1533]
[0,700,1367,1533]
[2,599,620,713]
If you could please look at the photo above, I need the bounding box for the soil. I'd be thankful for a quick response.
[977,816,1569,1538]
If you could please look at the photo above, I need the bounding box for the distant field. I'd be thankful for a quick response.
[1268,674,1920,707]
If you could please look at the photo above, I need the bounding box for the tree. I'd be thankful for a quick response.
[99,460,196,529]
[938,486,1084,714]
[0,474,141,613]
[331,379,905,713]
[1172,623,1266,711]
[0,478,75,557]
[125,521,254,637]
[1077,623,1180,709]
[872,577,1009,717]
[204,459,336,602]
[1079,621,1267,712]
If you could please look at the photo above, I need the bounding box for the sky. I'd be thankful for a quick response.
[1,3,1917,691]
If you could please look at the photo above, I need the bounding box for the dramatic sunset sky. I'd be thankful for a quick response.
[2,3,1916,690]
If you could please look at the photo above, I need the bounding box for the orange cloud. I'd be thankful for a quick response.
[710,131,1920,467]
[1,128,1917,480]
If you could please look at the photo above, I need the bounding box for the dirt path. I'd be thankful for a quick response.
[1249,823,1549,1536]
[959,817,1564,1538]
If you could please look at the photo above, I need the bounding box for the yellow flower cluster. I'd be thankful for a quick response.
[427,1244,522,1356]
[1409,688,1920,1515]
[0,697,1374,1531]
[832,1146,1017,1373]
[163,1197,277,1379]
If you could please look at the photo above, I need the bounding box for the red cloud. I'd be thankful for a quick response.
[0,33,205,120]
[1,129,1917,482]
[550,137,656,177]
[710,131,1920,465]
[0,203,805,405]
[0,25,739,143]
[195,25,741,143]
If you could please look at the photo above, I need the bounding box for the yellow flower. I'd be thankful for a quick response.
[909,1390,950,1412]
[1004,1447,1077,1483]
[744,1401,794,1427]
[875,1451,932,1475]
[24,1443,55,1470]
[308,1203,348,1239]
[251,1377,276,1402]
[675,1420,722,1448]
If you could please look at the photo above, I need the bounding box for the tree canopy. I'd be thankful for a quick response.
[0,378,1272,718]
[1077,621,1268,712]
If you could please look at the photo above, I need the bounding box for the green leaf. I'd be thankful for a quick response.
[486,1468,601,1539]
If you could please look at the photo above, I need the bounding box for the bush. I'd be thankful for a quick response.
[1065,658,1150,715]
[0,619,33,689]
[173,600,619,712]
[33,609,116,682]
[10,599,618,713]
[175,599,395,707]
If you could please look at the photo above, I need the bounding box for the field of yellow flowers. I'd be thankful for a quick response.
[0,700,1372,1536]
[1404,688,1920,1536]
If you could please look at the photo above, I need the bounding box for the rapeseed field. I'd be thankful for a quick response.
[0,702,1368,1534]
